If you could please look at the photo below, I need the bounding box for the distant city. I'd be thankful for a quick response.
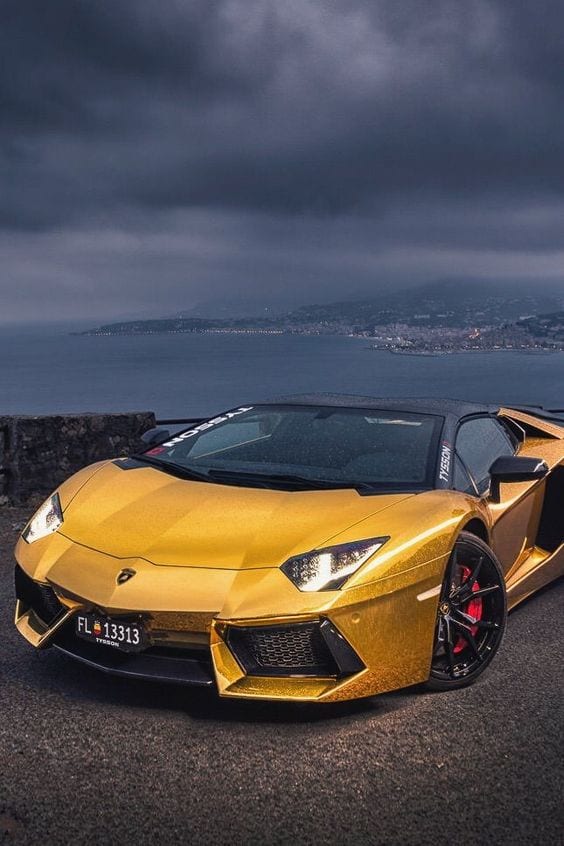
[81,281,564,355]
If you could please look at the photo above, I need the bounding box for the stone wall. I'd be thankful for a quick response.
[0,412,156,505]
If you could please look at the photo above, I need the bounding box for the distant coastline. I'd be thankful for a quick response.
[78,321,564,355]
[380,346,560,357]
[77,283,564,355]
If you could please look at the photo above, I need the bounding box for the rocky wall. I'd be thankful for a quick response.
[0,412,156,505]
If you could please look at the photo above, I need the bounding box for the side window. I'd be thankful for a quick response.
[453,455,476,495]
[455,417,515,495]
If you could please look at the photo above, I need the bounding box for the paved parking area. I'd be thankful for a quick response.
[1,507,562,845]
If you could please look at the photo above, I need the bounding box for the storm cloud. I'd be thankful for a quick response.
[1,0,563,322]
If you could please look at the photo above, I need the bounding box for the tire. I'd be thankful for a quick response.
[424,531,507,691]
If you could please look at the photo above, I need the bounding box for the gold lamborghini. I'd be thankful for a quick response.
[14,396,564,702]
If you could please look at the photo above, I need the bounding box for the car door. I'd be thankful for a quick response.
[454,415,545,575]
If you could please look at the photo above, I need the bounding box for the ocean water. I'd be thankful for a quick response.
[1,324,564,419]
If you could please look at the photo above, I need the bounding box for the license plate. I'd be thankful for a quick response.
[75,613,147,653]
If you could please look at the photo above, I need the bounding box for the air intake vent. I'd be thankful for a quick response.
[226,621,339,677]
[15,565,65,626]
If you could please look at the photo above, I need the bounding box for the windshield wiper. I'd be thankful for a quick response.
[206,469,361,490]
[133,454,212,483]
[134,456,375,492]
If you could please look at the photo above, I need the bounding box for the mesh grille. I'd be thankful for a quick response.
[227,622,338,677]
[15,565,65,626]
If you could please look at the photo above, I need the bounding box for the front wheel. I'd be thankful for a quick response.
[425,531,507,691]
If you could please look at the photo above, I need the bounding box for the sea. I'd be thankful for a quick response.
[1,324,564,420]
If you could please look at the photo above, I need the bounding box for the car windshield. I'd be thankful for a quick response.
[141,405,442,492]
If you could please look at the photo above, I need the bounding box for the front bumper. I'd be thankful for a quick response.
[14,532,447,702]
[14,565,363,690]
[52,620,214,686]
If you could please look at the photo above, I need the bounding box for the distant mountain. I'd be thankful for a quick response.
[280,280,561,329]
[171,295,303,320]
[81,280,563,335]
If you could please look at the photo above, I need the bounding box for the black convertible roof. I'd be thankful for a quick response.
[266,394,495,422]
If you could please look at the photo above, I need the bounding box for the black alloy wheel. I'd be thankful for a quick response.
[425,531,507,691]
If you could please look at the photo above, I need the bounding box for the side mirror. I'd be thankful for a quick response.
[489,455,548,501]
[141,427,170,448]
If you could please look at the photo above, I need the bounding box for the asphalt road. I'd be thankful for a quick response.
[1,506,563,846]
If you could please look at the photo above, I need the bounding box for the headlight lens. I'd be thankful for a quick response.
[281,537,389,591]
[22,494,63,544]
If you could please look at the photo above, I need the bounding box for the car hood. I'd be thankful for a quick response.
[58,460,413,569]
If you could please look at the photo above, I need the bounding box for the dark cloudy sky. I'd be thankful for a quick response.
[1,0,563,323]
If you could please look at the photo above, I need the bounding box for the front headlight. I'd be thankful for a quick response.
[22,494,63,544]
[281,536,389,592]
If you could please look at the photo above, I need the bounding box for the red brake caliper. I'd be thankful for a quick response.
[453,565,483,653]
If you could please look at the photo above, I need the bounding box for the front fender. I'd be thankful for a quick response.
[338,490,490,590]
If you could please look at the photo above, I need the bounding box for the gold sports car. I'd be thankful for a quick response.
[14,396,564,702]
